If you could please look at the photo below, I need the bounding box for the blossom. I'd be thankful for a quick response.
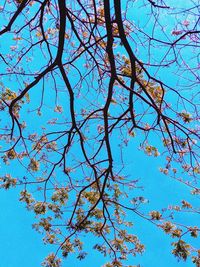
[171,30,183,36]
[182,20,190,27]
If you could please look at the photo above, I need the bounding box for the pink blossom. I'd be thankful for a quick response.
[182,20,190,27]
[171,30,183,36]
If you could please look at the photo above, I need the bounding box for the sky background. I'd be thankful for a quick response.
[1,148,199,267]
[0,0,199,266]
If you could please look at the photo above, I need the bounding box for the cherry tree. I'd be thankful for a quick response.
[0,0,199,266]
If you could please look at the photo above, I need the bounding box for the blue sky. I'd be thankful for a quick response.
[0,0,199,267]
[1,148,199,267]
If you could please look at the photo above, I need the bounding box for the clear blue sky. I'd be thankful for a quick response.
[1,148,199,266]
[0,0,199,267]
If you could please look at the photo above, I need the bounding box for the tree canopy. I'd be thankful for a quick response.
[0,0,199,266]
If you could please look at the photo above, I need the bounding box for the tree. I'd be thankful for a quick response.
[0,0,199,266]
